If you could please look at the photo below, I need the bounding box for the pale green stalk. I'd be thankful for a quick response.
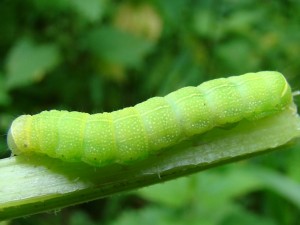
[0,104,300,220]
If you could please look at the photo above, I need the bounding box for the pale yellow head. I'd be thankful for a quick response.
[7,115,33,155]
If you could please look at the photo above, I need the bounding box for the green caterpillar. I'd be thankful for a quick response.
[7,71,292,167]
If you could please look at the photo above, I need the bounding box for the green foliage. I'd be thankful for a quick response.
[81,26,154,67]
[1,0,300,224]
[5,38,60,89]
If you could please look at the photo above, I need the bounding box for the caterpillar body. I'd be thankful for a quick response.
[8,71,292,167]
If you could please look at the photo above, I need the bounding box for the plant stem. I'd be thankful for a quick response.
[0,104,300,220]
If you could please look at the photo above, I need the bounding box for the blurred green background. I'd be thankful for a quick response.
[1,0,300,224]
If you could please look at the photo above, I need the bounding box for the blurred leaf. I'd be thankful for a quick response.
[216,40,259,73]
[154,0,186,32]
[69,211,96,225]
[0,1,17,48]
[221,204,277,225]
[109,206,177,225]
[97,61,126,83]
[138,164,264,208]
[30,0,70,11]
[0,221,10,225]
[109,201,276,225]
[0,73,11,106]
[5,37,60,89]
[70,0,106,22]
[138,177,192,207]
[255,167,300,209]
[222,10,264,35]
[89,74,104,110]
[30,0,70,12]
[193,9,219,38]
[193,165,264,207]
[113,3,163,41]
[0,112,12,159]
[0,143,10,159]
[286,145,300,182]
[81,26,154,67]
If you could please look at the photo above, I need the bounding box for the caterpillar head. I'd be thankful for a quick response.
[8,115,32,155]
[276,72,293,109]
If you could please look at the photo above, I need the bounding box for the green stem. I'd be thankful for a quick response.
[0,104,300,220]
